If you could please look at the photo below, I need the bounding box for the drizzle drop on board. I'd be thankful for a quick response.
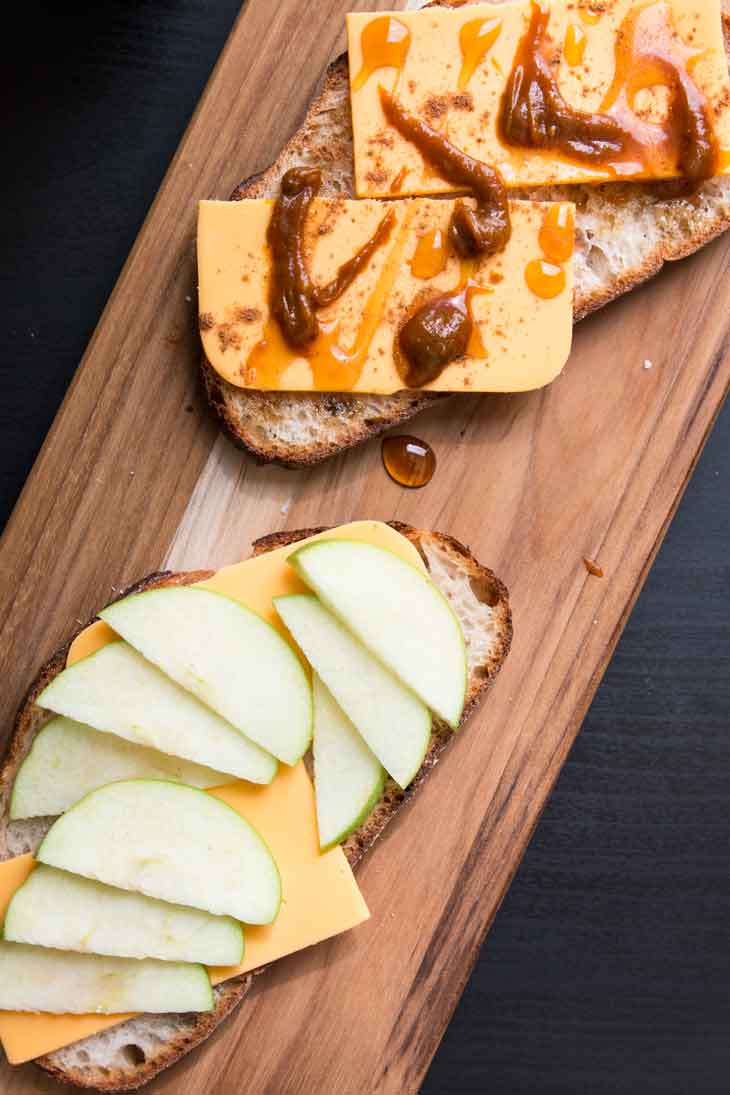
[382,436,436,488]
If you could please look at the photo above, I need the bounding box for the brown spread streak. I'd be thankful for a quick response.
[397,290,473,387]
[396,261,491,388]
[267,167,394,352]
[266,167,322,348]
[379,86,511,258]
[600,1,718,181]
[376,90,509,387]
[499,1,627,162]
[314,208,396,307]
[498,0,719,182]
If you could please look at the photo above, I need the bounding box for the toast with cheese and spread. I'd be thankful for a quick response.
[0,523,511,1091]
[202,0,730,466]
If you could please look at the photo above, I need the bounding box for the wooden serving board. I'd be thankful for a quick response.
[1,0,728,1091]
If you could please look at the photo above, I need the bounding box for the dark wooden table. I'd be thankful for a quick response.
[2,3,728,1091]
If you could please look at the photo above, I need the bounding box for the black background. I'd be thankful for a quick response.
[2,3,729,1091]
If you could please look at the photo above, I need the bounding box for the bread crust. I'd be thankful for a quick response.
[0,524,510,1090]
[202,9,730,465]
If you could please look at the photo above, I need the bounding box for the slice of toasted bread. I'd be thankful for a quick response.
[202,1,730,466]
[0,523,511,1091]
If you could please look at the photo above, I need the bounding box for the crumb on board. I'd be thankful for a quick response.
[583,557,604,577]
[643,358,653,369]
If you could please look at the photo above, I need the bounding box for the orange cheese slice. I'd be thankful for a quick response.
[0,521,421,1065]
[197,196,573,394]
[347,0,730,193]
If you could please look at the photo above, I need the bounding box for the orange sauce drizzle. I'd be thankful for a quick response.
[500,0,720,182]
[564,23,588,66]
[524,259,566,298]
[351,16,411,93]
[578,5,603,25]
[598,1,718,179]
[390,166,408,193]
[459,260,492,358]
[244,211,414,391]
[466,289,490,357]
[410,228,449,279]
[458,17,503,91]
[538,203,575,263]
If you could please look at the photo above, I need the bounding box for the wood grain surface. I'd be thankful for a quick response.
[1,0,729,1091]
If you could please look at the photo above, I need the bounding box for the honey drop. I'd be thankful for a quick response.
[458,17,503,91]
[564,23,587,66]
[538,204,575,263]
[524,259,566,299]
[410,228,449,279]
[351,17,411,93]
[382,435,436,488]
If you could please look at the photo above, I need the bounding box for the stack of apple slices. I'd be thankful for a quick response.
[0,780,280,1014]
[275,539,467,851]
[12,586,315,821]
[2,538,466,1014]
[2,587,310,1016]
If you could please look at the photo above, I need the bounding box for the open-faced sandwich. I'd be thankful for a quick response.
[0,521,511,1089]
[198,0,730,466]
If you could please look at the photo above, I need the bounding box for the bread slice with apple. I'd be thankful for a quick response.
[0,524,511,1090]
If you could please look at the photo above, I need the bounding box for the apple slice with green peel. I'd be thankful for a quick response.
[289,539,467,728]
[275,595,430,789]
[0,942,213,1014]
[100,587,312,766]
[3,865,244,966]
[38,643,277,785]
[312,674,385,851]
[38,780,281,924]
[10,717,229,820]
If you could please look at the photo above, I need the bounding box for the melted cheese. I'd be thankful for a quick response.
[347,0,730,193]
[197,197,573,393]
[0,521,421,1065]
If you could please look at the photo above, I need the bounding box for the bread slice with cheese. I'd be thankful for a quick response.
[202,0,730,466]
[0,523,511,1091]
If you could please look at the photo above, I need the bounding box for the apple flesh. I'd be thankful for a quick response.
[100,587,312,765]
[0,942,213,1014]
[38,780,281,924]
[4,864,244,966]
[38,642,277,785]
[289,539,467,728]
[10,717,229,820]
[312,674,385,851]
[275,595,431,789]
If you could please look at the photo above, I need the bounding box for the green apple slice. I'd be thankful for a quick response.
[3,865,244,966]
[38,780,281,924]
[38,642,277,785]
[100,587,312,765]
[10,717,229,820]
[289,539,467,728]
[312,674,385,851]
[0,942,213,1014]
[275,595,430,789]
